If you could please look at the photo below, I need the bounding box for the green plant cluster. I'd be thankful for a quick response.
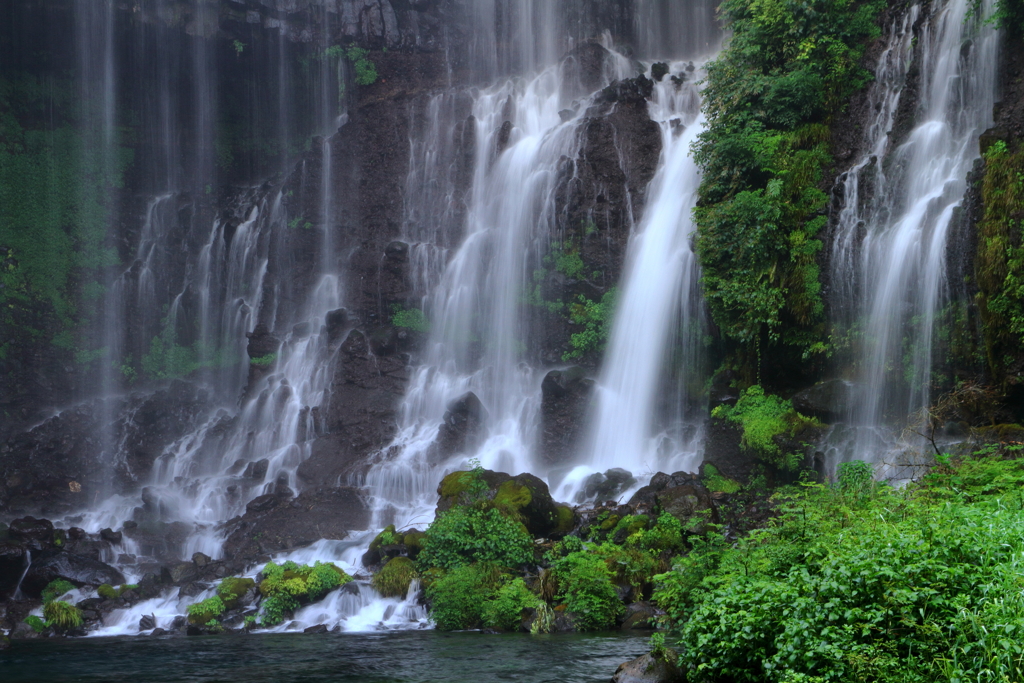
[424,563,540,631]
[345,46,379,86]
[391,305,430,333]
[96,583,137,600]
[42,600,83,632]
[186,595,226,626]
[0,75,132,360]
[550,549,622,631]
[654,450,1024,682]
[372,556,417,598]
[975,139,1024,383]
[693,0,885,360]
[41,579,75,604]
[416,504,535,570]
[563,289,617,361]
[255,561,351,627]
[249,352,277,367]
[712,385,819,470]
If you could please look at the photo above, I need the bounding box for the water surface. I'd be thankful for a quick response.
[0,630,647,682]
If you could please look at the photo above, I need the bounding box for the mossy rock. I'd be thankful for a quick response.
[701,464,742,494]
[369,525,400,552]
[216,577,255,610]
[436,469,565,537]
[553,505,575,537]
[371,557,417,598]
[97,583,118,600]
[402,529,425,557]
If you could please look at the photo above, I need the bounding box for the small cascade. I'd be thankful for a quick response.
[563,62,709,502]
[828,0,1000,473]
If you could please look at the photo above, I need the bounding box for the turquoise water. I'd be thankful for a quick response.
[0,631,648,682]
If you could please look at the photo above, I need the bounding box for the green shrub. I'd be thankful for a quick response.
[255,561,350,626]
[259,593,299,627]
[425,564,491,631]
[552,548,622,631]
[345,46,378,85]
[41,579,75,604]
[417,505,534,571]
[43,600,83,631]
[712,385,818,469]
[694,0,885,361]
[23,615,47,633]
[216,577,255,609]
[703,463,742,494]
[654,449,1024,682]
[372,557,417,598]
[481,577,537,631]
[563,289,617,361]
[627,511,685,553]
[186,595,225,626]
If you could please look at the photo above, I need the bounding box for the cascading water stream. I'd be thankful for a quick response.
[560,63,709,502]
[827,0,1000,474]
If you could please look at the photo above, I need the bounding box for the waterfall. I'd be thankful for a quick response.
[563,63,709,502]
[827,0,1000,474]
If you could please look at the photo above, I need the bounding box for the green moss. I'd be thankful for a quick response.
[599,514,621,532]
[187,595,226,626]
[554,505,576,536]
[96,583,118,600]
[975,139,1024,384]
[41,579,75,604]
[43,600,83,631]
[372,557,417,598]
[370,525,400,552]
[712,385,818,470]
[493,480,532,513]
[702,464,742,494]
[216,577,255,610]
[438,471,476,499]
[402,529,425,556]
[257,561,351,610]
[24,615,47,633]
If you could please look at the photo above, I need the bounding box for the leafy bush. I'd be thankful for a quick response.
[43,600,83,631]
[712,385,818,469]
[425,564,491,631]
[654,449,1024,682]
[259,593,299,627]
[417,505,534,571]
[694,0,885,361]
[627,511,685,554]
[372,557,417,598]
[481,577,537,631]
[41,579,75,604]
[186,595,225,626]
[345,46,378,85]
[255,561,350,626]
[23,615,47,633]
[563,289,617,361]
[552,548,622,631]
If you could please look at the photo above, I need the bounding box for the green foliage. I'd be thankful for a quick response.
[481,577,537,631]
[96,583,118,600]
[345,46,378,85]
[975,139,1024,382]
[216,577,255,609]
[24,615,47,633]
[233,40,245,54]
[187,595,226,626]
[391,305,430,332]
[249,353,277,367]
[0,75,132,353]
[425,563,491,631]
[259,593,299,627]
[254,561,350,626]
[530,601,556,634]
[654,448,1024,682]
[552,547,622,631]
[626,511,686,554]
[703,463,743,494]
[371,525,401,550]
[41,579,75,604]
[563,289,617,361]
[712,385,818,469]
[43,600,83,631]
[694,0,885,358]
[372,557,418,598]
[417,505,534,571]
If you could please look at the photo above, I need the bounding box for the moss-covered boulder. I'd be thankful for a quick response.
[655,485,719,534]
[371,556,417,598]
[216,577,255,610]
[436,469,567,537]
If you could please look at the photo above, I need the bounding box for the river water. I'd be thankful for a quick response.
[0,631,648,683]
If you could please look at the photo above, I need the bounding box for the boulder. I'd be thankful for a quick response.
[220,486,370,563]
[580,468,636,502]
[99,528,122,545]
[537,367,593,466]
[791,380,855,422]
[9,621,41,640]
[20,549,125,598]
[8,517,55,547]
[433,392,489,459]
[655,484,718,534]
[701,417,753,484]
[139,614,157,631]
[611,653,685,683]
[435,469,569,537]
[621,601,661,630]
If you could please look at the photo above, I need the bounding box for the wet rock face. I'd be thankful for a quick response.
[701,417,752,484]
[0,382,212,516]
[611,652,685,683]
[0,542,28,598]
[219,486,370,563]
[791,379,856,422]
[20,549,126,599]
[538,368,594,467]
[433,392,489,460]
